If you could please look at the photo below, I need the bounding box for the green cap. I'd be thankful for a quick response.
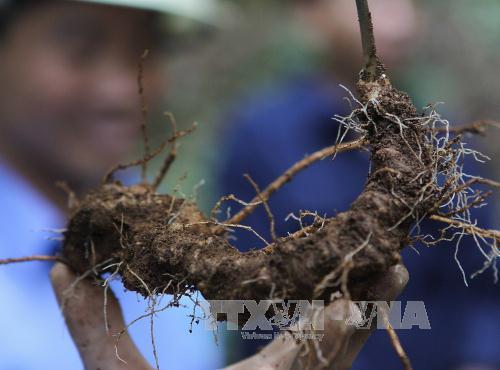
[77,0,233,27]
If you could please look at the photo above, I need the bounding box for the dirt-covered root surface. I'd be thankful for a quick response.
[63,76,438,304]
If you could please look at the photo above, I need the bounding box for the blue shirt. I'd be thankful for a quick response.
[217,75,500,370]
[0,161,224,370]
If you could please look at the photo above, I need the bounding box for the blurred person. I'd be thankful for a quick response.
[217,0,500,369]
[0,0,228,368]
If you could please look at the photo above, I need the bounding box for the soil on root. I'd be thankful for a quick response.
[62,78,439,306]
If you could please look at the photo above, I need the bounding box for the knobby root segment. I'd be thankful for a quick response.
[57,73,499,355]
[0,255,61,265]
[61,72,441,308]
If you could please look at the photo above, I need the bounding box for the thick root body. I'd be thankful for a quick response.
[63,78,437,303]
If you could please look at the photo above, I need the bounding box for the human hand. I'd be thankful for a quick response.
[50,263,408,370]
[51,263,153,370]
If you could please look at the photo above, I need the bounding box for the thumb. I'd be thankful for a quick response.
[336,263,409,370]
[50,262,151,370]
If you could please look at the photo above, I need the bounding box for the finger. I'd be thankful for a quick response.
[50,262,152,370]
[223,301,359,370]
[336,263,409,370]
[362,263,409,301]
[294,298,361,370]
[223,337,300,370]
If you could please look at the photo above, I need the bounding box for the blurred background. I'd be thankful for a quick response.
[160,0,500,211]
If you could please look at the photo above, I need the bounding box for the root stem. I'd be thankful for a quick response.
[0,255,61,265]
[224,137,367,227]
